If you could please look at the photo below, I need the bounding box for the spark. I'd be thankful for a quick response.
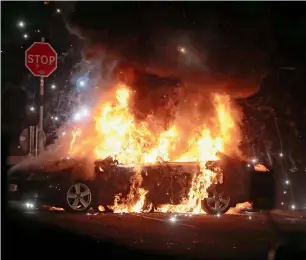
[73,112,81,121]
[169,216,177,223]
[79,80,85,87]
[18,21,25,28]
[178,46,186,54]
[251,158,257,164]
[80,107,89,117]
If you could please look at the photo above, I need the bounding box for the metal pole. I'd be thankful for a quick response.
[35,125,39,157]
[29,126,33,156]
[39,37,45,154]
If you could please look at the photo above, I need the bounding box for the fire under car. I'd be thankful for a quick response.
[7,153,269,215]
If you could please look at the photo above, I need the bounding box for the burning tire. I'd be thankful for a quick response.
[65,182,95,212]
[202,192,231,215]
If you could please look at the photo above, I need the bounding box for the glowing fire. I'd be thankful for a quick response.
[254,164,269,172]
[68,83,242,214]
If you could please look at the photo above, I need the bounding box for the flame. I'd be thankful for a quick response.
[68,83,243,214]
[254,164,269,172]
[227,201,253,214]
[69,128,82,156]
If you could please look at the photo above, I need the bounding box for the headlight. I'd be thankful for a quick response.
[24,201,35,209]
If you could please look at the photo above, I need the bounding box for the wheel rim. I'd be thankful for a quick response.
[66,183,92,211]
[206,192,230,213]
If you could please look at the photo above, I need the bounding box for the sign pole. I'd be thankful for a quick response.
[29,126,33,155]
[25,38,57,156]
[39,37,45,154]
[35,126,39,157]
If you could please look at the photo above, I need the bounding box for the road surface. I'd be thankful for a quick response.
[8,208,306,260]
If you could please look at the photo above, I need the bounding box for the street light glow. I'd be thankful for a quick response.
[285,179,290,185]
[56,8,61,13]
[29,106,35,111]
[279,152,284,157]
[54,116,59,121]
[23,34,28,39]
[51,84,56,89]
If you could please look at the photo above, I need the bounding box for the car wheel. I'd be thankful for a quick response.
[65,182,94,212]
[202,192,231,215]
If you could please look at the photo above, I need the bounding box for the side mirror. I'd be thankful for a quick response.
[250,169,275,211]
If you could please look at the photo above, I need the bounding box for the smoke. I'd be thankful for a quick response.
[65,2,267,137]
[67,2,267,98]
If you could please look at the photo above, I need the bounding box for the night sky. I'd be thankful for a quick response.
[2,1,306,160]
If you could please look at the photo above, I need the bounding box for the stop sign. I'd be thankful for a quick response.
[25,42,57,77]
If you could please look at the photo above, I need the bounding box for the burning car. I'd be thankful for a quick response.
[8,83,265,214]
[8,152,257,215]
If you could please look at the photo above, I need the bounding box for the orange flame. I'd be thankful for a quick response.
[68,83,243,213]
[254,164,269,172]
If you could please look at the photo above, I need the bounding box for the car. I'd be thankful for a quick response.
[7,153,261,215]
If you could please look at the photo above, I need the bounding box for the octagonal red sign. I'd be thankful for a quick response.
[25,42,57,77]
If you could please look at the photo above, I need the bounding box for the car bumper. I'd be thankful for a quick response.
[8,180,64,208]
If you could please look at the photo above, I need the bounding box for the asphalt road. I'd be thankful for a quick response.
[8,208,306,260]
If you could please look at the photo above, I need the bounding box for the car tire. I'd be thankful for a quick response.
[202,192,231,215]
[65,182,96,213]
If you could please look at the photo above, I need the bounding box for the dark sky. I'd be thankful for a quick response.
[68,2,306,65]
